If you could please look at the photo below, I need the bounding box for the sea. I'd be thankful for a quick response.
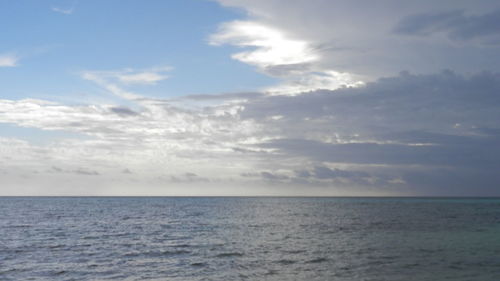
[1,197,499,280]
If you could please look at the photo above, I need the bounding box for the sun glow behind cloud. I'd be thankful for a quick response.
[210,21,318,67]
[210,21,363,95]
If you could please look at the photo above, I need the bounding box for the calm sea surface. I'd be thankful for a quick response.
[1,197,499,280]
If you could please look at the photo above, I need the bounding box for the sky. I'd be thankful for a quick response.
[1,0,500,196]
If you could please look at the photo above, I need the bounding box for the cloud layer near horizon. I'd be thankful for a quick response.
[1,71,499,195]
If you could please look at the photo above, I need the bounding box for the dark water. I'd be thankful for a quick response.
[1,197,499,280]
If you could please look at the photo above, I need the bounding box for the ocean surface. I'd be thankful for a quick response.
[1,197,499,281]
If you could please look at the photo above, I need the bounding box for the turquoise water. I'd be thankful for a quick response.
[1,197,499,280]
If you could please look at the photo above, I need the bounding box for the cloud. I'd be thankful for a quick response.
[259,135,500,168]
[1,70,500,195]
[51,1,77,15]
[182,92,262,101]
[82,72,140,100]
[117,72,168,85]
[83,66,170,86]
[210,21,318,70]
[0,85,264,191]
[240,167,393,189]
[394,9,500,45]
[170,172,210,183]
[50,166,100,176]
[109,106,139,116]
[81,66,171,101]
[73,168,100,176]
[210,20,362,94]
[265,70,364,95]
[3,1,500,196]
[0,53,19,67]
[238,71,500,194]
[260,171,289,181]
[239,70,500,135]
[310,166,369,180]
[214,0,500,80]
[51,6,74,15]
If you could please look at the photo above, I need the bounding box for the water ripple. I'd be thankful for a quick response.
[0,197,499,280]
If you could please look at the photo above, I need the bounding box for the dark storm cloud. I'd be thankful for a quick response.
[394,9,500,44]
